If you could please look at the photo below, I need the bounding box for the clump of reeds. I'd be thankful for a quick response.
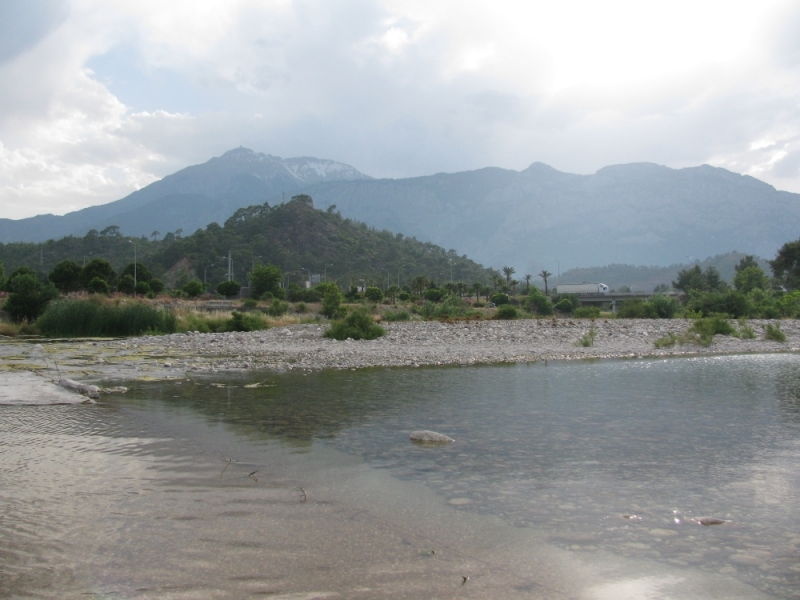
[36,299,177,337]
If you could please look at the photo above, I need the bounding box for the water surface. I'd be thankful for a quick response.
[2,353,799,598]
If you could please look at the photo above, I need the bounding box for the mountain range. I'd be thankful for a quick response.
[2,148,798,274]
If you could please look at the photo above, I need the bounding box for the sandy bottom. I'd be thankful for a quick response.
[0,370,89,404]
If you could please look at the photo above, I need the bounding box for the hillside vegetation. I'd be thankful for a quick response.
[0,195,494,291]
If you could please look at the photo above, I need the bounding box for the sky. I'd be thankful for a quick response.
[1,0,800,220]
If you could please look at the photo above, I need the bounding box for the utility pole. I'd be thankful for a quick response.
[227,250,232,282]
[128,240,137,293]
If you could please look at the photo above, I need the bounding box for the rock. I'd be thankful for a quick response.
[410,430,455,443]
[57,378,101,399]
[694,517,728,526]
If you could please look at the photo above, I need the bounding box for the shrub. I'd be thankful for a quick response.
[573,306,601,318]
[764,323,786,342]
[225,311,267,332]
[183,280,204,298]
[217,280,241,298]
[686,290,751,318]
[383,309,410,322]
[266,300,289,317]
[685,316,736,347]
[36,300,177,337]
[419,295,470,320]
[577,325,597,347]
[241,298,258,309]
[134,281,151,295]
[117,274,136,294]
[321,286,343,318]
[473,301,486,308]
[554,298,575,314]
[4,273,59,323]
[654,332,678,348]
[324,307,386,340]
[650,294,679,318]
[617,298,658,319]
[149,279,164,294]
[294,302,307,313]
[490,292,510,306]
[364,286,384,303]
[494,304,518,320]
[398,291,411,302]
[249,263,282,299]
[87,277,110,295]
[424,288,444,302]
[738,318,756,339]
[526,290,554,315]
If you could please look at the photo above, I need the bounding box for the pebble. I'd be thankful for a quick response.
[84,319,800,375]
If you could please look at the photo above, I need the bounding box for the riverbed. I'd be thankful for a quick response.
[2,351,799,598]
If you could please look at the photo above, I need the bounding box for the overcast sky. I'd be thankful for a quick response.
[1,0,799,219]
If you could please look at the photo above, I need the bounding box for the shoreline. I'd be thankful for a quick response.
[1,318,799,388]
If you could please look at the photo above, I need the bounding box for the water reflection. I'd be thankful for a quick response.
[121,355,800,599]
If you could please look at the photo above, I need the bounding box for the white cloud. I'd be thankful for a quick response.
[1,0,800,220]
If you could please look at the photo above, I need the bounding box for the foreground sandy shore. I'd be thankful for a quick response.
[2,318,799,386]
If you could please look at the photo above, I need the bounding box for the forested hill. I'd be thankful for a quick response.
[150,195,493,288]
[0,196,495,289]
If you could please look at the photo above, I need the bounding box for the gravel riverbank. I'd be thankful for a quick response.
[3,318,799,385]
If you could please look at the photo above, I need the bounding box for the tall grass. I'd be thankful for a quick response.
[37,299,177,337]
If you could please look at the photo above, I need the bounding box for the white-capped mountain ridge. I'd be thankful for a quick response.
[2,148,799,272]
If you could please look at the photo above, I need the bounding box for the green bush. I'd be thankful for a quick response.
[419,295,470,320]
[36,300,177,337]
[241,298,258,308]
[490,292,510,306]
[577,325,597,347]
[686,290,751,318]
[364,286,384,303]
[87,277,110,295]
[764,323,786,342]
[217,280,241,298]
[685,316,736,346]
[526,290,554,315]
[321,286,343,318]
[225,311,267,332]
[617,298,658,319]
[324,307,386,340]
[654,332,678,348]
[134,281,151,295]
[494,304,518,319]
[573,306,601,318]
[4,273,59,323]
[117,274,135,294]
[294,302,307,313]
[383,309,410,321]
[266,300,289,317]
[650,294,679,318]
[183,280,204,298]
[398,291,411,302]
[554,298,575,314]
[424,288,444,302]
[738,318,756,339]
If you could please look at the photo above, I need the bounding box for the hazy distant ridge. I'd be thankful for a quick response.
[2,148,798,273]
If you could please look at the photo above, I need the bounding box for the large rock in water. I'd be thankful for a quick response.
[409,430,454,443]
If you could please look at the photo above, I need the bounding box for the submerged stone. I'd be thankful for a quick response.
[409,430,455,443]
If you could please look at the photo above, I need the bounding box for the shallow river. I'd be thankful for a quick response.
[2,354,800,598]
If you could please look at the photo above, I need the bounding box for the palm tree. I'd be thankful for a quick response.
[524,274,532,293]
[539,270,552,295]
[502,266,516,286]
[411,275,429,298]
[151,230,160,241]
[472,282,483,301]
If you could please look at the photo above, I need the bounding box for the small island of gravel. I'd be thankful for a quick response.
[2,318,798,388]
